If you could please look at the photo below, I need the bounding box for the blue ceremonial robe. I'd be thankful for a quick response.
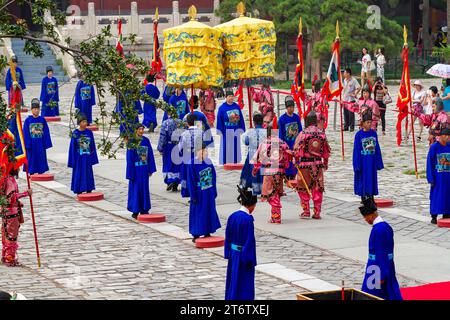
[162,86,174,103]
[224,209,256,300]
[68,129,99,194]
[7,114,25,160]
[40,76,60,117]
[240,126,266,195]
[426,142,450,216]
[353,129,384,197]
[184,159,221,237]
[142,83,161,129]
[6,67,26,103]
[179,127,204,197]
[115,98,143,136]
[157,118,185,185]
[126,136,157,214]
[216,102,246,164]
[362,220,402,300]
[164,93,189,122]
[183,110,214,147]
[74,80,96,124]
[278,113,302,176]
[23,116,52,174]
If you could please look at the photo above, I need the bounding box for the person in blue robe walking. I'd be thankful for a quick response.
[184,142,221,242]
[353,111,384,203]
[5,56,26,104]
[240,113,266,195]
[68,113,99,194]
[162,85,175,104]
[40,66,60,117]
[142,73,161,132]
[278,96,302,180]
[224,185,258,300]
[126,123,157,220]
[74,73,96,125]
[164,88,189,122]
[115,94,143,137]
[157,114,185,192]
[23,98,52,175]
[178,114,204,198]
[360,198,403,300]
[183,95,214,147]
[217,90,246,165]
[427,127,450,225]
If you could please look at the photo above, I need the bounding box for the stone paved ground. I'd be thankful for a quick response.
[1,78,442,299]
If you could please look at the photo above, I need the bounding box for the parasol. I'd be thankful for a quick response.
[426,64,450,79]
[214,2,276,87]
[163,5,224,89]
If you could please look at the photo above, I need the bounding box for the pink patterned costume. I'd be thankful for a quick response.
[252,136,292,224]
[344,98,380,130]
[305,93,328,130]
[199,89,216,128]
[416,110,450,145]
[1,176,27,267]
[253,87,276,129]
[293,124,331,219]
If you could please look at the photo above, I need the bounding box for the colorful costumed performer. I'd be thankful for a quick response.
[360,198,403,300]
[217,90,246,164]
[68,113,99,195]
[23,98,52,175]
[126,124,157,220]
[74,72,96,125]
[199,89,217,128]
[293,111,331,220]
[224,185,257,300]
[414,98,450,146]
[142,73,161,132]
[353,111,384,203]
[40,66,60,117]
[5,56,26,104]
[184,142,221,242]
[278,96,302,179]
[253,84,277,128]
[251,126,291,224]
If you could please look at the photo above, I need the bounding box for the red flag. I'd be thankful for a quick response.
[235,84,245,109]
[291,83,302,118]
[396,46,411,146]
[294,33,306,101]
[151,19,163,75]
[8,76,27,170]
[116,19,124,57]
[322,40,343,100]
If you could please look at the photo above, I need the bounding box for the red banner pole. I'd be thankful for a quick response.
[409,99,419,179]
[339,93,345,161]
[25,164,42,268]
[247,86,253,128]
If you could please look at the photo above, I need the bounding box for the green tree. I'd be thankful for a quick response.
[0,0,177,160]
[216,0,403,79]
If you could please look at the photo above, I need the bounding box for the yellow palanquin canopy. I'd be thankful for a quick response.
[214,2,276,86]
[163,6,224,89]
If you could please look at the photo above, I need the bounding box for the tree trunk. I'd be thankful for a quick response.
[311,27,321,81]
[422,0,430,51]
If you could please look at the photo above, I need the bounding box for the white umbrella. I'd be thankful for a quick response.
[426,64,450,78]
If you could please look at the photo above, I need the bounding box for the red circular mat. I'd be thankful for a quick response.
[44,116,61,122]
[223,163,244,171]
[77,192,104,201]
[30,173,54,182]
[87,125,99,131]
[375,199,394,208]
[438,219,450,228]
[195,236,225,249]
[137,214,166,223]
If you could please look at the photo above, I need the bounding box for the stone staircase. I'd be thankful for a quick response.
[11,39,70,84]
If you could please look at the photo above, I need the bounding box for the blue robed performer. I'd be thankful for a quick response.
[427,127,450,225]
[74,74,96,125]
[5,56,26,103]
[68,113,99,194]
[360,198,402,300]
[142,73,161,132]
[115,93,143,136]
[216,90,246,165]
[163,88,189,122]
[157,114,185,192]
[40,66,60,117]
[184,143,221,242]
[239,113,266,195]
[162,85,174,103]
[126,124,157,220]
[183,95,214,147]
[278,96,302,179]
[353,111,384,202]
[23,99,52,175]
[225,186,258,300]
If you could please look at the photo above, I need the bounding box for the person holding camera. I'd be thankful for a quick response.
[373,77,390,135]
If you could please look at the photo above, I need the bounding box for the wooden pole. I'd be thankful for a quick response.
[25,164,41,268]
[247,86,253,128]
[409,99,419,179]
[339,94,345,161]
